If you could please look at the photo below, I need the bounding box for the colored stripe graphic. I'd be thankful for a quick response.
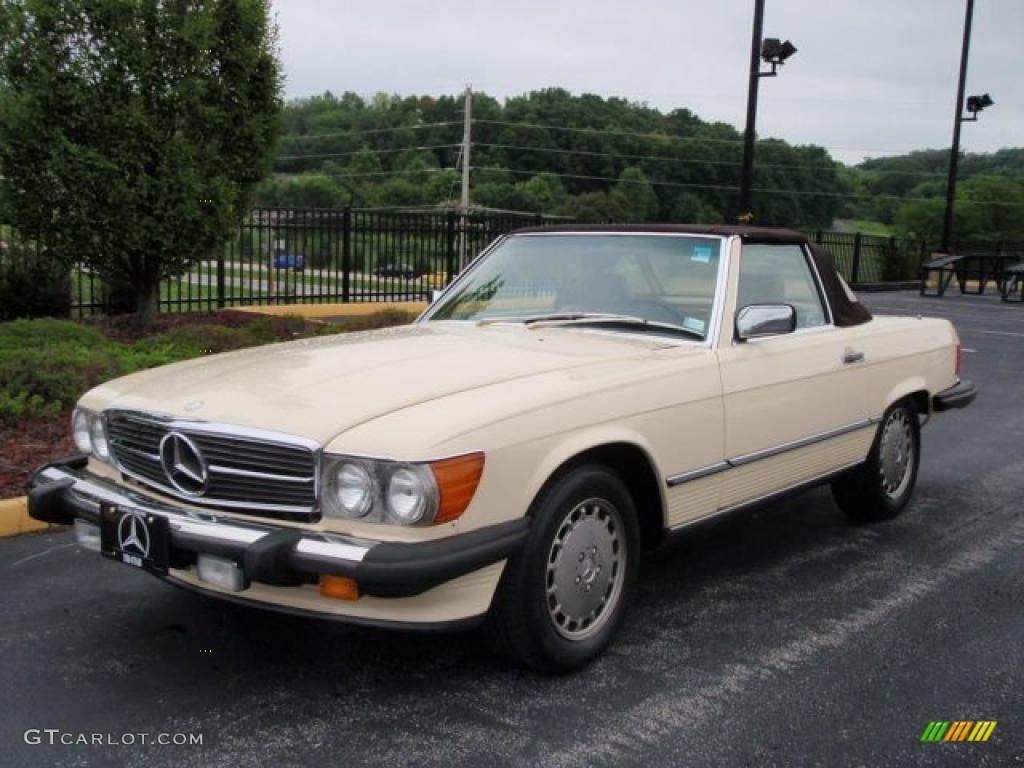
[921,722,950,742]
[945,721,973,741]
[923,720,997,742]
[968,722,997,742]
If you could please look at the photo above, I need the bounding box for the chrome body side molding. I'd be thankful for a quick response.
[666,417,879,488]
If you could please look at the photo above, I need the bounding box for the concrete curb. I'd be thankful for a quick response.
[232,301,428,319]
[0,496,56,538]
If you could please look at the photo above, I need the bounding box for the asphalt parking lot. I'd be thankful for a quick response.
[1,290,1021,767]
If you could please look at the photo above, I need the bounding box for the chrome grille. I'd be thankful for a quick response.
[105,411,318,519]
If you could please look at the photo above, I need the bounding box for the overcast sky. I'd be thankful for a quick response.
[270,0,1022,165]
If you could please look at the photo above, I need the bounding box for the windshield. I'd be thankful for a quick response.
[424,234,724,339]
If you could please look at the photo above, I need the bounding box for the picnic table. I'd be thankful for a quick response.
[1002,263,1024,303]
[921,252,1022,298]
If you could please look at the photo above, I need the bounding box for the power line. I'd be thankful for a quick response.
[475,166,740,193]
[472,118,929,156]
[274,122,1010,178]
[475,166,1024,208]
[473,141,965,178]
[279,121,462,142]
[277,167,457,181]
[276,143,460,161]
[273,134,999,181]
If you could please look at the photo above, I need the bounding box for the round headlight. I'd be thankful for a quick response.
[332,463,374,517]
[72,410,92,454]
[386,467,429,524]
[89,416,110,460]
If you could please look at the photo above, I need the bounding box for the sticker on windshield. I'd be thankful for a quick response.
[691,245,713,264]
[683,317,706,333]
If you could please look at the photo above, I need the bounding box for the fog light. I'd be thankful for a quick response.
[319,575,360,601]
[74,519,101,552]
[196,554,247,592]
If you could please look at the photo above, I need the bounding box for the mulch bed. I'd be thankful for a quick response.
[1,410,74,498]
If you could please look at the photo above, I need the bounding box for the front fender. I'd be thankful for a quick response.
[518,426,668,524]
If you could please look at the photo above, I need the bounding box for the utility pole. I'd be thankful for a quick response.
[738,0,767,222]
[459,85,472,268]
[461,85,472,214]
[941,0,975,253]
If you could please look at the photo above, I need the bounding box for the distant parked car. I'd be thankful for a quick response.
[374,263,419,279]
[273,254,305,272]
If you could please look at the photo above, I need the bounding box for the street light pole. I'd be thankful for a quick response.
[941,0,975,253]
[738,0,766,221]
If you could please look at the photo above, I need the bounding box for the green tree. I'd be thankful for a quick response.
[277,174,347,208]
[895,177,1024,245]
[0,0,282,318]
[616,167,658,221]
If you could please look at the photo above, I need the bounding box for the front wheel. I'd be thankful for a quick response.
[832,398,921,522]
[483,465,640,672]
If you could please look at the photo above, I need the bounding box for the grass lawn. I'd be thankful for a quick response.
[72,270,268,314]
[73,266,434,314]
[844,219,896,237]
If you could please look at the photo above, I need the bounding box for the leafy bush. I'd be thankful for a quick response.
[0,251,72,321]
[335,309,418,332]
[132,324,254,359]
[0,343,124,420]
[0,391,60,421]
[0,310,416,423]
[242,314,309,344]
[0,317,108,352]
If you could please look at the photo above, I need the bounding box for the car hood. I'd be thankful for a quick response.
[84,322,680,445]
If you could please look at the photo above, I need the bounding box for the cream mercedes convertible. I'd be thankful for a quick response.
[29,225,975,671]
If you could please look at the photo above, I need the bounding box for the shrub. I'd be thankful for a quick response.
[0,247,71,321]
[0,309,417,424]
[131,324,254,359]
[0,317,108,352]
[0,343,125,419]
[333,309,418,333]
[242,314,309,344]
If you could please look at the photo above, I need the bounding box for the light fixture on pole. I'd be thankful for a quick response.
[940,0,995,253]
[963,92,994,121]
[737,0,797,223]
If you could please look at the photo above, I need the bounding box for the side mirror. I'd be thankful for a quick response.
[735,304,796,341]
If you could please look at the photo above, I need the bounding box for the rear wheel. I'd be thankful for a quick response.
[832,398,921,522]
[483,464,640,672]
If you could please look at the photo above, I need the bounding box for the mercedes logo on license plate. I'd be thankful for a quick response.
[117,511,151,558]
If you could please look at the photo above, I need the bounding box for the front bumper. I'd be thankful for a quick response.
[932,379,977,412]
[27,457,528,601]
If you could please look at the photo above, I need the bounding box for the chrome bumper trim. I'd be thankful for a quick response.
[33,466,373,561]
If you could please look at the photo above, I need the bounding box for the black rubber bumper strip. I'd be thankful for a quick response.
[932,379,977,412]
[26,454,89,525]
[27,461,530,599]
[353,518,530,598]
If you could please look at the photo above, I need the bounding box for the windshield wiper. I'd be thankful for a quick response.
[478,312,705,340]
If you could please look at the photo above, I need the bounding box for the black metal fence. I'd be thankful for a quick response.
[809,231,932,285]
[64,208,557,316]
[4,209,1021,317]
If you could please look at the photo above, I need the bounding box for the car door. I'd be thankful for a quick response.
[715,241,875,511]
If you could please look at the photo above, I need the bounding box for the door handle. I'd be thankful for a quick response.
[842,350,865,365]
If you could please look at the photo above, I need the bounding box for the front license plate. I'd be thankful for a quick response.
[100,504,170,575]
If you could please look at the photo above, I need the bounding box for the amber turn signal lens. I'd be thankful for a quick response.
[430,452,485,524]
[319,575,360,601]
